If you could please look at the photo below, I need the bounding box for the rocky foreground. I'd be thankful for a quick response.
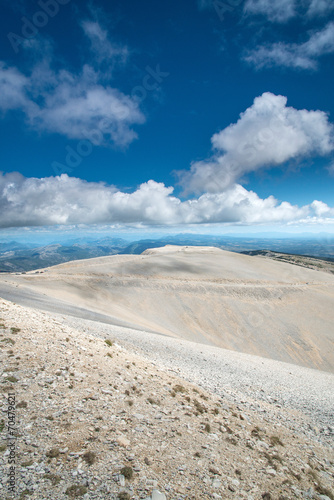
[0,298,333,500]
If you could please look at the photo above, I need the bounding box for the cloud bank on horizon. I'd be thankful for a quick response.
[1,171,333,228]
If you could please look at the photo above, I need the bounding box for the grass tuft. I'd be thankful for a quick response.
[65,485,88,497]
[120,466,133,479]
[83,451,96,465]
[46,448,60,459]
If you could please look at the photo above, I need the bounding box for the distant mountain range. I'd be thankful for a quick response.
[0,238,127,272]
[1,233,334,272]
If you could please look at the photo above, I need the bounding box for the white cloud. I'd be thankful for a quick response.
[310,200,334,217]
[244,22,334,70]
[243,0,334,22]
[177,92,334,194]
[1,172,333,228]
[0,62,31,112]
[307,0,334,17]
[0,19,145,147]
[244,0,296,23]
[0,60,144,147]
[81,20,129,70]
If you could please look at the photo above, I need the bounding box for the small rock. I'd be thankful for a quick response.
[212,478,221,489]
[152,490,167,500]
[209,466,220,475]
[117,436,130,448]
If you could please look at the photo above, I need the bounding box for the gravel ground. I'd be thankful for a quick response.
[55,314,334,447]
[1,299,334,500]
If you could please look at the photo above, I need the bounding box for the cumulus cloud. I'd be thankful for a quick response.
[1,172,333,228]
[0,17,145,147]
[177,92,334,194]
[0,61,144,146]
[244,22,334,70]
[243,0,334,22]
[244,0,296,23]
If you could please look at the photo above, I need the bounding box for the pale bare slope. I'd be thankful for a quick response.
[0,246,333,371]
[1,299,333,500]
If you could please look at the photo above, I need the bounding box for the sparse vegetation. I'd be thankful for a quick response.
[10,327,21,334]
[46,448,60,458]
[83,451,96,465]
[1,337,15,344]
[65,485,88,497]
[5,376,18,383]
[251,426,264,439]
[0,419,4,432]
[147,397,160,405]
[193,399,206,414]
[43,473,61,485]
[17,401,28,408]
[270,435,284,447]
[120,466,133,479]
[118,493,131,500]
[173,384,187,393]
[104,339,113,347]
[21,460,34,467]
[20,489,32,498]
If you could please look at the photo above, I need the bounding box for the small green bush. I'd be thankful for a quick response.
[65,485,88,497]
[270,435,284,447]
[118,493,131,500]
[43,473,61,485]
[120,466,133,479]
[1,338,15,344]
[21,460,34,467]
[46,448,60,458]
[173,384,187,393]
[83,451,96,465]
[17,401,28,408]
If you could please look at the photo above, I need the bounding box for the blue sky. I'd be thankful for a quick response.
[0,0,334,235]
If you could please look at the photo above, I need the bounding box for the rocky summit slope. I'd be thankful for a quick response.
[0,299,333,500]
[0,246,333,371]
